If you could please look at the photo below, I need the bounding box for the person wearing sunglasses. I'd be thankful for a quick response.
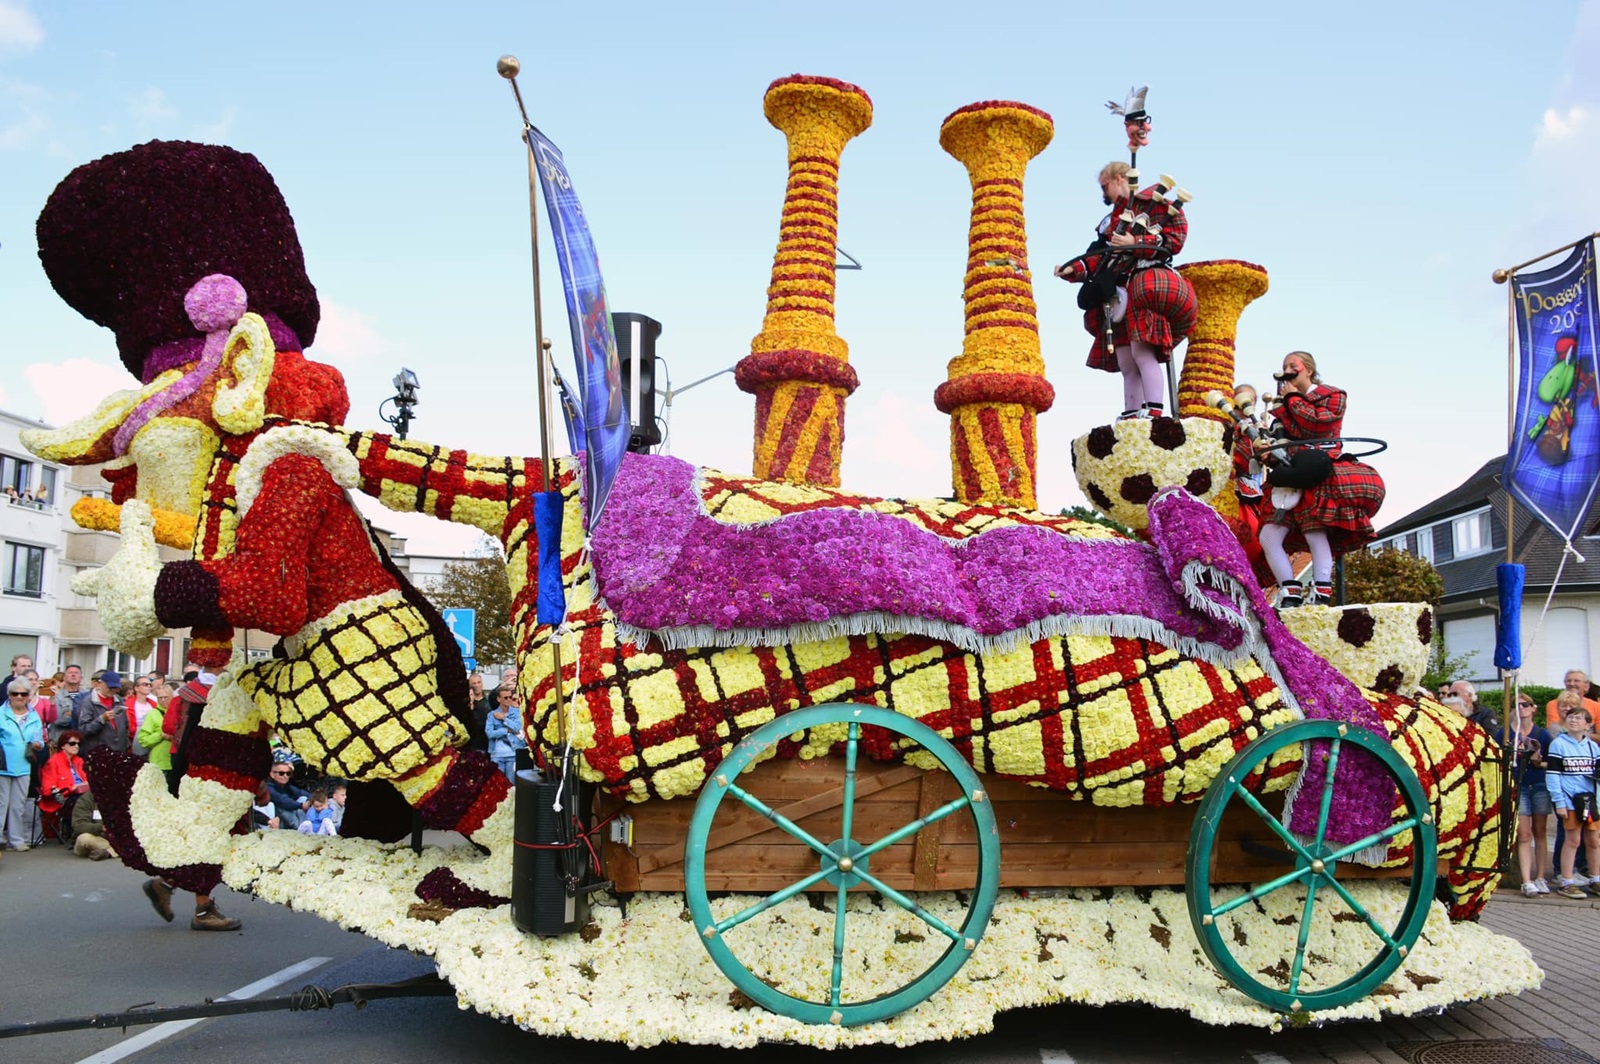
[485,686,527,783]
[264,760,311,830]
[38,728,90,816]
[2,678,46,851]
[1497,696,1554,896]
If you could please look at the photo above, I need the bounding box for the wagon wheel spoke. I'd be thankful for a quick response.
[852,867,965,943]
[1288,878,1322,996]
[830,723,862,1007]
[1318,866,1404,952]
[830,880,850,1007]
[714,867,835,934]
[856,794,973,862]
[724,781,837,861]
[1312,737,1342,851]
[1322,817,1420,866]
[1209,862,1317,919]
[1232,785,1316,865]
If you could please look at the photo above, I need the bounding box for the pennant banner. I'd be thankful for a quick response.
[526,126,629,531]
[1505,239,1600,543]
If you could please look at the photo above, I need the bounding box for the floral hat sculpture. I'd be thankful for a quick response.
[24,141,513,903]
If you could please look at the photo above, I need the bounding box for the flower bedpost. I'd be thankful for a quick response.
[934,101,1055,509]
[735,75,873,487]
[1173,259,1270,422]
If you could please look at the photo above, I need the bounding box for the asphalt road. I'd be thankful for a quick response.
[3,838,1594,1064]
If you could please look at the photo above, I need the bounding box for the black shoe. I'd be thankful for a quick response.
[1276,581,1304,609]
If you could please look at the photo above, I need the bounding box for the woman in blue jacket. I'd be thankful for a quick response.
[3,677,46,850]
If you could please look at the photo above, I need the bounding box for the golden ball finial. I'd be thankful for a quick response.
[1492,268,1512,284]
[497,55,521,79]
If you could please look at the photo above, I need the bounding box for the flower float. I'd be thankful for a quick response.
[934,101,1055,509]
[21,91,1515,1046]
[1175,260,1270,423]
[737,75,872,487]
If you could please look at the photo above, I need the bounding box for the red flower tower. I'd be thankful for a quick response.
[735,75,872,487]
[934,102,1055,508]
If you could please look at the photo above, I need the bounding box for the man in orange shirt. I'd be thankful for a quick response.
[1545,670,1600,731]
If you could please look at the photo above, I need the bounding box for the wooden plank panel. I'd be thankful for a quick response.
[912,770,956,890]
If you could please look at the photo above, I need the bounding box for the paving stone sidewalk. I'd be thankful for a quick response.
[1275,887,1600,1063]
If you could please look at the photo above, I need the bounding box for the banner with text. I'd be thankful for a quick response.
[1505,239,1600,544]
[527,126,629,531]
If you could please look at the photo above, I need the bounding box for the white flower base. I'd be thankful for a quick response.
[1278,602,1433,696]
[222,833,1540,1048]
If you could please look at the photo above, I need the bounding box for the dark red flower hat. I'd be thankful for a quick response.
[36,139,320,382]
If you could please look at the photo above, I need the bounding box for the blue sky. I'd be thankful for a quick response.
[2,1,1596,553]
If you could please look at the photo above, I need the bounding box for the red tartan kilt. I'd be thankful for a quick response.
[1084,267,1198,371]
[1261,456,1386,556]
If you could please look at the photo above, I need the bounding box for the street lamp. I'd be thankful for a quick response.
[380,368,420,439]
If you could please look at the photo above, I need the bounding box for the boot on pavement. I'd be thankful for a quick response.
[143,877,175,922]
[191,903,242,932]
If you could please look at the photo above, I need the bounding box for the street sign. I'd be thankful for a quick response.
[462,657,476,674]
[441,608,476,661]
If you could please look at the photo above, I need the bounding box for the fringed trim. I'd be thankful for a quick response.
[615,609,1259,672]
[235,422,362,518]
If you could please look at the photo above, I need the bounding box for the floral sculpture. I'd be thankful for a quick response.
[19,110,1517,1048]
[736,75,872,487]
[934,101,1056,508]
[22,141,513,902]
[1175,259,1271,424]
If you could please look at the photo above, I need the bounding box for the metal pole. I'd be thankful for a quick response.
[1498,261,1519,873]
[1493,231,1600,281]
[501,55,567,753]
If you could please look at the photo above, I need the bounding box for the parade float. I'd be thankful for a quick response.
[18,69,1539,1049]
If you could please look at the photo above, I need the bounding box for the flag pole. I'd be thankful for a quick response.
[500,54,567,753]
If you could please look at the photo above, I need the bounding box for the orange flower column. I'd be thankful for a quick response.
[1174,260,1270,422]
[735,75,872,486]
[934,102,1055,509]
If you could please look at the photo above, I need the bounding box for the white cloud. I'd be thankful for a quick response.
[312,300,387,364]
[23,359,136,426]
[130,86,177,132]
[1536,105,1589,146]
[195,106,236,142]
[0,1,43,55]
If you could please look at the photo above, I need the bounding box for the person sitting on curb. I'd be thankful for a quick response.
[296,786,338,836]
[72,787,117,861]
[265,758,311,829]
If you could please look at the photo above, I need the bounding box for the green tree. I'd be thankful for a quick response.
[1343,547,1445,606]
[423,539,516,670]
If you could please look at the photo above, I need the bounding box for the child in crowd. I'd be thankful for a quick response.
[297,787,339,836]
[1548,705,1600,898]
[327,783,347,834]
[250,782,279,831]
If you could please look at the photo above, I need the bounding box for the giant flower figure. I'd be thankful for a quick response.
[736,75,873,487]
[934,101,1055,508]
[21,141,513,902]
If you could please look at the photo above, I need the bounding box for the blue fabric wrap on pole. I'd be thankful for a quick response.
[534,490,567,626]
[1495,563,1525,670]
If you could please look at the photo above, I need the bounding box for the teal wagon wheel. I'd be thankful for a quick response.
[1186,718,1437,1014]
[684,703,1000,1026]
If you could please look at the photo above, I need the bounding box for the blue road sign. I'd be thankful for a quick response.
[441,608,476,661]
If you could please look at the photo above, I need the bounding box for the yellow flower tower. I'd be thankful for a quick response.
[735,75,873,487]
[935,101,1055,509]
[1173,260,1270,422]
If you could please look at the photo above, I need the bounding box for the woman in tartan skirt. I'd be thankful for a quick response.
[1054,160,1197,419]
[1257,351,1386,607]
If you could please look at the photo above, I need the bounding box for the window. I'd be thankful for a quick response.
[4,543,45,597]
[37,467,57,507]
[1452,509,1493,556]
[1442,614,1497,682]
[1,454,33,495]
[1413,528,1434,563]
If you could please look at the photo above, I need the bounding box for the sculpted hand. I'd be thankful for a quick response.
[84,499,164,658]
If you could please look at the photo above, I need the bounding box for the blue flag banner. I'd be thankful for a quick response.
[534,489,566,625]
[526,127,629,531]
[1505,240,1600,543]
[1495,562,1524,671]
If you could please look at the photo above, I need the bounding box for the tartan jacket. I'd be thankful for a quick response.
[1058,187,1189,284]
[1271,385,1346,458]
